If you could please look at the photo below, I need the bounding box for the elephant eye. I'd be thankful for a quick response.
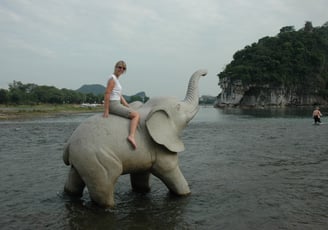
[176,104,181,111]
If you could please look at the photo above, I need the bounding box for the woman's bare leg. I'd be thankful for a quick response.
[128,111,139,149]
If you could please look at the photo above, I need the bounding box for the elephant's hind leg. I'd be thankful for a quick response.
[64,166,85,197]
[130,172,151,193]
[85,159,123,208]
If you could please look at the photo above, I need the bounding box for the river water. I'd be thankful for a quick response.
[0,107,327,230]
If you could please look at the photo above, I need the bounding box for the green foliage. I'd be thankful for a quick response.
[0,89,9,104]
[1,81,89,105]
[199,95,216,105]
[0,81,149,105]
[218,21,328,97]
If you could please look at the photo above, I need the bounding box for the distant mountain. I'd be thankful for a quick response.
[123,91,148,102]
[76,85,149,102]
[76,84,105,95]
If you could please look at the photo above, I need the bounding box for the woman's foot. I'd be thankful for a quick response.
[127,136,137,149]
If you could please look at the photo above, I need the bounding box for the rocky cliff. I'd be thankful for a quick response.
[215,77,328,107]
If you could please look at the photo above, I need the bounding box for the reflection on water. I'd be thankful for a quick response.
[0,107,327,229]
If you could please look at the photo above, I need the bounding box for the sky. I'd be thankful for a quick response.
[0,0,327,99]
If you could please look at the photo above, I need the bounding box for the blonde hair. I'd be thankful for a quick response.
[114,60,127,72]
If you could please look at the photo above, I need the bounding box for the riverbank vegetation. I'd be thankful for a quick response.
[0,81,101,105]
[0,81,149,105]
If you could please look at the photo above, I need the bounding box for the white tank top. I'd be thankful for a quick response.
[109,74,122,101]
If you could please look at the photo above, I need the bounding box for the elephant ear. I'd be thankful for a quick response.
[146,107,185,153]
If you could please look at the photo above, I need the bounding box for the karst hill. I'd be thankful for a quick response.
[215,21,328,107]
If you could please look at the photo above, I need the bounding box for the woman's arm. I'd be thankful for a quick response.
[120,95,129,107]
[103,79,115,117]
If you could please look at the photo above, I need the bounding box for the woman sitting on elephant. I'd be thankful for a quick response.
[103,60,140,149]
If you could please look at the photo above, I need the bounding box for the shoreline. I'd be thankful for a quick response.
[1,104,323,121]
[0,104,103,120]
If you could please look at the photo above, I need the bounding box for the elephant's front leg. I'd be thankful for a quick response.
[156,166,191,195]
[130,172,151,192]
[152,154,190,195]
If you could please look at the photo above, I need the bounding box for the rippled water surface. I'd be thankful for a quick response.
[0,107,327,229]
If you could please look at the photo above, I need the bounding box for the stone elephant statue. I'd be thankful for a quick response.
[63,69,207,207]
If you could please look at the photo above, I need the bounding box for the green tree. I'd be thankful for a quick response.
[2,80,149,105]
[0,89,9,104]
[304,21,313,32]
[8,81,26,104]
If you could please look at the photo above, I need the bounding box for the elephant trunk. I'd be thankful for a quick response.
[183,69,207,118]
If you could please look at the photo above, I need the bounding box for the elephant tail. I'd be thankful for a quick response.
[63,143,70,165]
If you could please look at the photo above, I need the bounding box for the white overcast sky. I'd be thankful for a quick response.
[0,0,327,98]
